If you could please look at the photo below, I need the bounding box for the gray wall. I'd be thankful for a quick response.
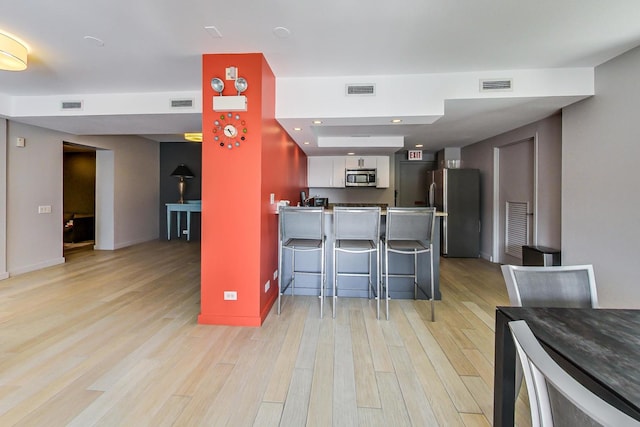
[563,45,640,308]
[159,143,202,240]
[462,113,562,261]
[4,121,159,275]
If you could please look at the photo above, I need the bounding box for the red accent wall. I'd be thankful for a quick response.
[199,53,307,326]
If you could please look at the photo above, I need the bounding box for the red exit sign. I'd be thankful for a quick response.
[408,150,423,161]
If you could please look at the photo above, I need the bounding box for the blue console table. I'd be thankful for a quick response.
[166,200,201,241]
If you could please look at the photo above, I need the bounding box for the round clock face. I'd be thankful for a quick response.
[224,124,237,137]
[213,112,247,149]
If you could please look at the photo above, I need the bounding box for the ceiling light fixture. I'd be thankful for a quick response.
[391,119,402,123]
[303,141,310,145]
[415,144,423,148]
[347,152,355,155]
[184,132,203,142]
[313,120,322,124]
[0,31,28,71]
[294,127,302,131]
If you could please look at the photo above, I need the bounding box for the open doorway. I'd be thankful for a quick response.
[63,142,96,255]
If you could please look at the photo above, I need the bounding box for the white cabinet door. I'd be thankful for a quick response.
[308,157,346,187]
[345,156,376,169]
[332,157,346,188]
[375,156,390,188]
[308,157,334,187]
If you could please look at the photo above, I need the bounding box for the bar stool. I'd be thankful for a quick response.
[332,207,381,319]
[278,206,327,317]
[381,207,437,321]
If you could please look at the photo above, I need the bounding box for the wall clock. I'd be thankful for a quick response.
[213,112,247,149]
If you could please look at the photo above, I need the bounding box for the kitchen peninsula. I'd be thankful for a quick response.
[278,204,445,302]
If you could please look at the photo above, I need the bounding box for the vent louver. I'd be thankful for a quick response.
[346,84,376,96]
[61,101,83,110]
[480,79,513,92]
[171,99,194,108]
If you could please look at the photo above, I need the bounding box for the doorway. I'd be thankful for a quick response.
[397,160,436,207]
[494,137,536,264]
[63,143,96,254]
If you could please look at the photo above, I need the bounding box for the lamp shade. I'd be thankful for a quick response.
[0,32,27,71]
[171,164,194,178]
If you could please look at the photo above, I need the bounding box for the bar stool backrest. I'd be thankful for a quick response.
[385,207,436,242]
[280,206,324,241]
[334,207,381,241]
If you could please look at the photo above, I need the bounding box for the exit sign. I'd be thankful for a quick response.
[408,150,423,161]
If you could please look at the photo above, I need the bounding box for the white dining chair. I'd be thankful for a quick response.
[509,320,640,427]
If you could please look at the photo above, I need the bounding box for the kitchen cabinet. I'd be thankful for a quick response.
[308,155,389,188]
[345,156,377,169]
[375,156,390,188]
[308,156,345,188]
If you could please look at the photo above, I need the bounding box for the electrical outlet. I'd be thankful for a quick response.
[273,270,278,280]
[223,291,237,300]
[38,205,52,214]
[270,193,275,204]
[265,280,270,293]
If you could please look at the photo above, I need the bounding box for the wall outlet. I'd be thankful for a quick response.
[223,291,237,300]
[270,193,275,204]
[265,280,270,293]
[182,229,189,235]
[38,205,52,214]
[273,269,278,280]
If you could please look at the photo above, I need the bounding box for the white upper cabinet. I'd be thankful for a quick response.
[308,157,346,188]
[345,156,377,169]
[375,156,390,188]
[308,155,388,188]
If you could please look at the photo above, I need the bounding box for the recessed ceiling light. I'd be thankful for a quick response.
[83,35,105,47]
[347,152,355,155]
[391,119,402,123]
[415,144,423,148]
[293,127,302,131]
[313,120,322,125]
[273,26,291,38]
[303,141,310,145]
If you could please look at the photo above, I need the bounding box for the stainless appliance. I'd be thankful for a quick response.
[427,168,480,257]
[345,168,376,187]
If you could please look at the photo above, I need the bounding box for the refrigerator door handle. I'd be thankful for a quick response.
[428,182,436,207]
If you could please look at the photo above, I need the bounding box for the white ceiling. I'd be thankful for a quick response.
[2,0,640,154]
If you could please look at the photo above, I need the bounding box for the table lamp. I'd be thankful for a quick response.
[171,164,194,203]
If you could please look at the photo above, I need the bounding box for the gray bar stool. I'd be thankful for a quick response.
[332,207,381,319]
[278,206,327,317]
[382,207,437,321]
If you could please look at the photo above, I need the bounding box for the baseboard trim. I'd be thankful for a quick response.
[11,257,65,276]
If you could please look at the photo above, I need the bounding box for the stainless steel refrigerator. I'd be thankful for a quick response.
[427,168,480,257]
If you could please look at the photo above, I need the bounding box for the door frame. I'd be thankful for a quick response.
[492,133,539,263]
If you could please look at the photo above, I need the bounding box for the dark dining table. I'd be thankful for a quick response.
[493,306,640,427]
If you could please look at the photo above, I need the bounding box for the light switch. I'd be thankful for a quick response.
[16,137,25,147]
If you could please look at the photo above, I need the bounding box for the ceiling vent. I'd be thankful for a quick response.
[480,78,513,92]
[171,98,194,108]
[346,84,376,96]
[61,100,83,110]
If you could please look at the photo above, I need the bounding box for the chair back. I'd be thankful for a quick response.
[385,207,436,242]
[334,207,380,241]
[509,320,640,427]
[501,264,598,308]
[279,206,324,241]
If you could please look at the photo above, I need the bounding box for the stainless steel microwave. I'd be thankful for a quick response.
[345,168,377,187]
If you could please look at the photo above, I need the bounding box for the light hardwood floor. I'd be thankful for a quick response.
[0,240,531,426]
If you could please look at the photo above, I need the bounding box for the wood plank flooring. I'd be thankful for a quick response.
[0,240,531,426]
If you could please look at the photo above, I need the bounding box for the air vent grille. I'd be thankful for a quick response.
[480,79,513,92]
[61,101,83,110]
[171,99,194,108]
[346,84,376,96]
